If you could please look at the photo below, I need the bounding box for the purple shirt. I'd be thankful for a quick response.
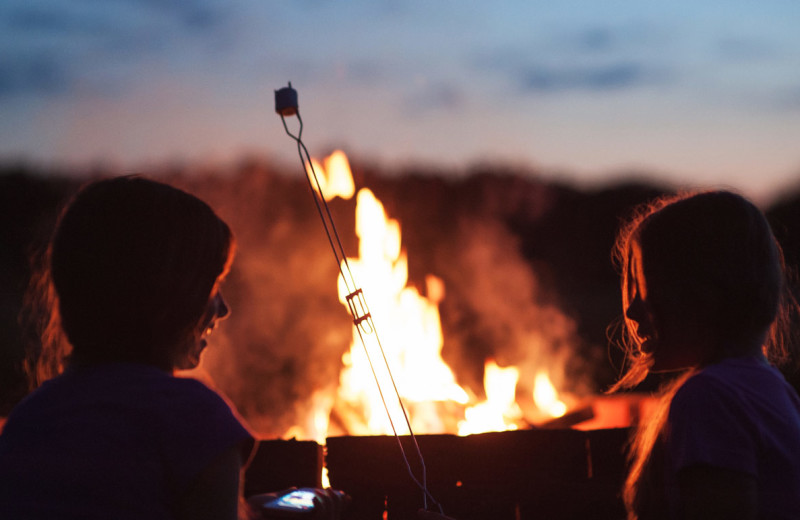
[667,356,800,519]
[0,363,253,519]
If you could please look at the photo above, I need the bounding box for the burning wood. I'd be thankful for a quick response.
[538,405,595,430]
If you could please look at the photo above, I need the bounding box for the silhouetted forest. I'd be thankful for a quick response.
[3,159,800,434]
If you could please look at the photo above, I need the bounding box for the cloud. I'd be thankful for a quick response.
[0,53,68,97]
[5,4,126,38]
[469,19,675,96]
[6,6,85,34]
[518,61,658,93]
[403,83,465,113]
[121,0,228,33]
[3,1,230,42]
[573,27,619,53]
[0,0,241,100]
[567,22,667,54]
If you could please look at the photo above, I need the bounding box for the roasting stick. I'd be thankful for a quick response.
[274,82,445,516]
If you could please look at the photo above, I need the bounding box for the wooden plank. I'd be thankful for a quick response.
[244,439,323,497]
[325,428,630,520]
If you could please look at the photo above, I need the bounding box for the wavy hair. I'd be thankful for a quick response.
[610,190,798,519]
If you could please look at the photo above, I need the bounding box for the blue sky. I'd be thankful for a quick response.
[2,1,799,200]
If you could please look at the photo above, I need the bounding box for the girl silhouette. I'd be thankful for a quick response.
[613,190,800,519]
[0,176,253,519]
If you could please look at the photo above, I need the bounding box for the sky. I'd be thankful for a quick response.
[2,1,800,202]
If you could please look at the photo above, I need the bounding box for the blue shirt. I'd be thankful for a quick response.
[0,363,253,519]
[667,356,800,519]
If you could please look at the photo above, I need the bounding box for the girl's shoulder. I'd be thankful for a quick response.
[5,363,231,429]
[671,355,800,422]
[687,355,781,389]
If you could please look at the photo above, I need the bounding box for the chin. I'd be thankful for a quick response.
[175,339,206,371]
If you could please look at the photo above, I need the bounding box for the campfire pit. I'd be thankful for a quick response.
[244,426,630,520]
[218,148,640,519]
[326,428,629,520]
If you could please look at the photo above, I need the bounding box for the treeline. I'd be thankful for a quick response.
[2,160,799,432]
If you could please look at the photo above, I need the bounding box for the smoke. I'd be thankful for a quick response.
[9,159,800,433]
[435,216,588,400]
[167,160,594,438]
[171,162,353,438]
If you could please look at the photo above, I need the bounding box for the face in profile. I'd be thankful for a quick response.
[623,242,656,355]
[624,240,706,372]
[177,288,230,370]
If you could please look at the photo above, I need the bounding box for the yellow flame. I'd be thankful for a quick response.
[335,188,468,435]
[304,149,355,201]
[287,151,573,442]
[458,360,523,436]
[282,388,335,445]
[533,371,567,418]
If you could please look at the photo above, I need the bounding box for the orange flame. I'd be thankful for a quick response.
[288,151,572,439]
[335,188,468,435]
[533,371,567,418]
[458,360,523,435]
[305,149,355,201]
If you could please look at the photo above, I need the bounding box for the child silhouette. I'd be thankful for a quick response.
[0,176,253,519]
[613,190,800,519]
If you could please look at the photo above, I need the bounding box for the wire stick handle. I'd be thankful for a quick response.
[274,82,444,514]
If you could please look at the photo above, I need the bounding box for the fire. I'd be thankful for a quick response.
[289,150,571,439]
[458,361,523,436]
[533,371,567,418]
[334,188,468,435]
[305,150,355,201]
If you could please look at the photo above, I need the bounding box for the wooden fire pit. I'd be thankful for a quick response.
[325,428,630,520]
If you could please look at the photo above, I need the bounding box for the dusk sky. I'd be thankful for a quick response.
[2,1,800,201]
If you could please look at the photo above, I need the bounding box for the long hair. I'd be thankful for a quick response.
[610,190,798,519]
[40,176,234,372]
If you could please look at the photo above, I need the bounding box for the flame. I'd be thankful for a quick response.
[458,360,523,436]
[335,188,468,435]
[287,151,572,440]
[305,149,355,201]
[284,389,334,445]
[533,371,567,418]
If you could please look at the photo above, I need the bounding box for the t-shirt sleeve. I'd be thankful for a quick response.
[667,374,758,477]
[158,378,254,494]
